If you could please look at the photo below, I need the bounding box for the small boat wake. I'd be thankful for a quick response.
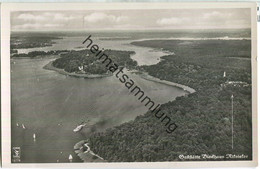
[73,120,90,133]
[73,123,86,132]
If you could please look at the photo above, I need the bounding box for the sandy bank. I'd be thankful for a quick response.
[43,61,112,79]
[74,140,105,162]
[138,72,196,94]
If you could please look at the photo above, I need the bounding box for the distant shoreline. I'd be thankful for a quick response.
[43,61,112,79]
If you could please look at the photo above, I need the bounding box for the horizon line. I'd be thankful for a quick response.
[11,27,251,32]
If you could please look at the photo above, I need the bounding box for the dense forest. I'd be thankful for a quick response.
[86,39,252,161]
[52,49,137,74]
[10,32,62,50]
[11,50,69,58]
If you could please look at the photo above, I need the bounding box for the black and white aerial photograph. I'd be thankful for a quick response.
[1,2,257,167]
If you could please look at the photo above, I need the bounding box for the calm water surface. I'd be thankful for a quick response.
[16,36,170,65]
[12,36,187,163]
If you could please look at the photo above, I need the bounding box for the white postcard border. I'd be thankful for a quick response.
[1,2,258,168]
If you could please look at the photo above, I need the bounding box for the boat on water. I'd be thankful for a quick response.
[73,123,86,132]
[68,154,73,162]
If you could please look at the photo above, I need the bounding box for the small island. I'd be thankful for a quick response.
[45,49,137,78]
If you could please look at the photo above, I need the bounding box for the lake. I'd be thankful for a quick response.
[11,32,188,163]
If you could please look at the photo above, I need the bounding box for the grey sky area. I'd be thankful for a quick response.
[11,8,251,31]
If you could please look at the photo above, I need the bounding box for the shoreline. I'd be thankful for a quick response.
[40,44,196,162]
[137,72,196,94]
[41,40,196,162]
[73,71,196,162]
[43,61,196,95]
[43,61,112,79]
[74,140,105,162]
[130,37,251,42]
